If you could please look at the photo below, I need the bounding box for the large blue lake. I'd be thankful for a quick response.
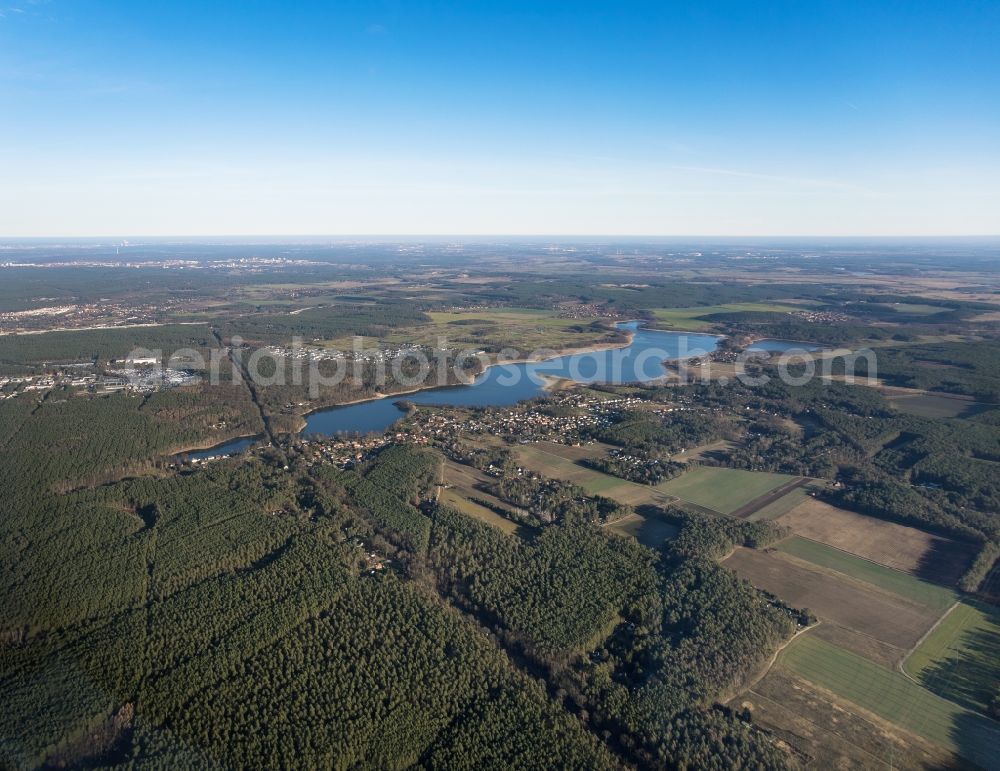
[178,326,826,452]
[303,321,721,437]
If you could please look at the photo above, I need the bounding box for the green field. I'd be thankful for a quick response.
[426,308,583,339]
[649,302,805,331]
[777,536,957,611]
[888,303,948,316]
[656,466,795,515]
[573,471,627,494]
[903,601,1000,715]
[353,307,625,352]
[427,307,563,325]
[780,635,1000,768]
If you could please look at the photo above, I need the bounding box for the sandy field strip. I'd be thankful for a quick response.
[776,498,976,585]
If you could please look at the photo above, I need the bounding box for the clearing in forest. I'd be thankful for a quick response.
[438,488,522,536]
[605,512,678,548]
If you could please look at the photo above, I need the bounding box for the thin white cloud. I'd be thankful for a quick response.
[0,0,49,19]
[669,165,876,195]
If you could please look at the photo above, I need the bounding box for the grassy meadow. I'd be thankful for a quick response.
[657,466,796,515]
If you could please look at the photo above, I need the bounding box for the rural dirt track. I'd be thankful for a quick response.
[729,477,809,519]
[736,620,821,698]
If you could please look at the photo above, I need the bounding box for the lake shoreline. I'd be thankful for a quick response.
[290,327,640,433]
[295,322,725,436]
[170,432,265,461]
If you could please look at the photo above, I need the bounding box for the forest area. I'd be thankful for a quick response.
[0,382,807,770]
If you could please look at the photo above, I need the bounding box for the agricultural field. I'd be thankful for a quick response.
[741,667,960,769]
[743,482,817,521]
[725,499,999,769]
[421,308,621,352]
[500,441,736,545]
[903,600,1000,716]
[310,307,625,353]
[886,302,950,315]
[778,635,1000,770]
[578,384,644,400]
[810,621,913,670]
[522,439,612,462]
[776,498,977,585]
[728,477,809,519]
[776,536,957,611]
[656,466,798,515]
[513,443,623,493]
[648,302,806,331]
[723,547,942,653]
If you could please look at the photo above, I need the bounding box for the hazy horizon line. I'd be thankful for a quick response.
[3,233,1000,243]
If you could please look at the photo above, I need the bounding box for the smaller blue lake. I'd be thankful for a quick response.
[180,435,261,461]
[303,322,721,437]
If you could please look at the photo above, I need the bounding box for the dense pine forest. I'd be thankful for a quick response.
[0,387,802,768]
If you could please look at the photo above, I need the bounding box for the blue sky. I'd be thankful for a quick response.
[1,0,998,236]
